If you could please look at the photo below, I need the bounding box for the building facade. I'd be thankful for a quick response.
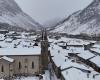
[0,51,41,79]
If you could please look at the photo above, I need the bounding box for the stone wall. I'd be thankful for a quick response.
[0,55,41,78]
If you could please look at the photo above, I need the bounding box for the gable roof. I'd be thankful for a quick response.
[0,46,41,56]
[0,56,14,62]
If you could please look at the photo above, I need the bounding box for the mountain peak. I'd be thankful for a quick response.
[0,0,42,31]
[0,0,22,15]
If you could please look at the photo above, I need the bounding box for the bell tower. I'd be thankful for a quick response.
[41,29,49,71]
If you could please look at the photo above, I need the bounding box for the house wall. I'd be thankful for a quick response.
[0,59,14,78]
[0,55,41,78]
[12,55,40,75]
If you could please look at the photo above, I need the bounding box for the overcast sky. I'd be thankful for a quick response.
[15,0,93,24]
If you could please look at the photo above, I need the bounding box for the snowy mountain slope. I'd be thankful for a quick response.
[0,0,42,31]
[52,0,100,36]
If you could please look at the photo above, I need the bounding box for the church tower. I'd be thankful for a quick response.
[41,29,49,71]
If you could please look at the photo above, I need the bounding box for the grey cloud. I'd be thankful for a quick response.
[15,0,93,24]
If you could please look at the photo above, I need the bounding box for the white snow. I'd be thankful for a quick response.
[0,47,41,56]
[14,70,60,80]
[62,68,90,80]
[90,48,100,54]
[14,76,40,80]
[52,3,100,36]
[0,33,41,56]
[77,49,95,59]
[0,0,41,31]
[61,60,90,70]
[49,37,100,80]
[90,56,100,67]
[0,56,14,62]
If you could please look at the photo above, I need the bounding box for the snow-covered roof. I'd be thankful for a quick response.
[61,68,90,80]
[92,42,100,47]
[66,47,95,59]
[90,48,100,54]
[49,37,95,45]
[0,47,41,56]
[61,67,100,80]
[61,60,90,71]
[52,53,68,67]
[0,56,14,62]
[77,50,95,59]
[49,44,67,57]
[90,56,100,67]
[0,79,4,80]
[49,37,100,80]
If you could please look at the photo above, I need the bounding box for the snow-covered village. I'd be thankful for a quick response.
[0,29,100,80]
[0,0,100,80]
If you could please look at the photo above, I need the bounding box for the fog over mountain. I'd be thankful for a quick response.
[15,0,93,24]
[0,0,42,31]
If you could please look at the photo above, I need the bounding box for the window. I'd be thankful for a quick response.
[1,65,4,72]
[32,62,34,69]
[19,62,22,69]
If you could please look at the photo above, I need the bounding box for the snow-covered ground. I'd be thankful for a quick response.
[15,77,39,80]
[14,70,59,80]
